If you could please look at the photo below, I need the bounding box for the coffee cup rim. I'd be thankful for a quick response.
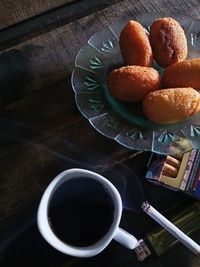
[37,168,123,257]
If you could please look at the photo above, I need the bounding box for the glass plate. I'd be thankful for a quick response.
[71,12,200,155]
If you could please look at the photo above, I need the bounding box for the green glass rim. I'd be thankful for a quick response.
[103,85,196,130]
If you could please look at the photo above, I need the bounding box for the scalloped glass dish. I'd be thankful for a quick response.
[71,12,200,155]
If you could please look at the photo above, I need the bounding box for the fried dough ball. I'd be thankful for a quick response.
[107,65,160,102]
[119,20,153,66]
[149,17,187,67]
[162,58,200,90]
[143,87,200,124]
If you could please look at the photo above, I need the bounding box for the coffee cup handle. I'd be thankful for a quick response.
[114,227,139,249]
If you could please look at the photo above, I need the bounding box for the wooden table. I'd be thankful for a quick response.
[1,0,200,266]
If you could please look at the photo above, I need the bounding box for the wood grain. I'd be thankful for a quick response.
[0,116,131,221]
[0,0,76,30]
[0,0,125,51]
[0,79,80,159]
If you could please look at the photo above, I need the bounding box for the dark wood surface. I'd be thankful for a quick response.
[1,0,200,266]
[0,0,76,30]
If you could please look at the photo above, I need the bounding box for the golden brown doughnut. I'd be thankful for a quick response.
[107,65,160,102]
[149,17,187,67]
[119,20,153,66]
[143,87,200,124]
[162,58,200,90]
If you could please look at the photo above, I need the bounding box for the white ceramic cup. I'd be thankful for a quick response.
[37,168,139,258]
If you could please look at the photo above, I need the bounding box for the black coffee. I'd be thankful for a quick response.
[48,177,114,247]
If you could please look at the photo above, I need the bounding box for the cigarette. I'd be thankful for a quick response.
[162,163,178,178]
[142,202,200,255]
[166,156,181,168]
